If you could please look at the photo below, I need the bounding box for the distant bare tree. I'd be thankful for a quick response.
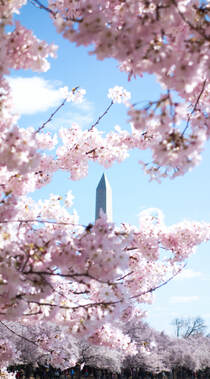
[172,317,207,338]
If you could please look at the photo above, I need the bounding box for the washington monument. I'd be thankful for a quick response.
[95,173,112,222]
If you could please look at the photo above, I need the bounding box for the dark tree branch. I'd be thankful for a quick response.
[25,267,185,313]
[35,98,67,134]
[29,0,56,17]
[172,0,210,41]
[0,218,84,227]
[26,299,118,311]
[23,269,115,286]
[172,316,207,338]
[0,321,38,347]
[89,100,114,131]
[182,79,207,136]
[130,265,185,300]
[30,0,83,22]
[35,86,79,134]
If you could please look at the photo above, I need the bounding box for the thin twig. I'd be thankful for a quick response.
[130,264,185,300]
[35,98,67,134]
[89,100,114,131]
[0,218,84,227]
[27,271,180,310]
[25,267,185,312]
[27,299,118,310]
[0,321,38,346]
[116,271,134,281]
[182,79,207,136]
[30,0,83,22]
[85,100,114,155]
[35,86,79,134]
[29,0,56,17]
[23,270,115,286]
[172,0,210,41]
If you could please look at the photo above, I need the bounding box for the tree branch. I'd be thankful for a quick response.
[130,265,185,300]
[30,0,83,22]
[23,269,116,286]
[89,100,114,131]
[0,321,38,347]
[35,86,79,133]
[182,79,207,136]
[172,0,210,41]
[25,267,185,312]
[26,299,119,311]
[29,0,57,17]
[35,98,67,134]
[0,218,84,227]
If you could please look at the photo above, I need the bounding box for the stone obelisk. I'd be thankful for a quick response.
[95,173,112,222]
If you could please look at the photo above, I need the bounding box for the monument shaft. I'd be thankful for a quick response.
[95,173,112,222]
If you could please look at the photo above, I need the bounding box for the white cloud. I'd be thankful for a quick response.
[49,108,94,130]
[7,76,67,115]
[176,268,203,280]
[7,76,95,129]
[169,296,199,304]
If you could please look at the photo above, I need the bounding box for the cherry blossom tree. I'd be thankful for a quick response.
[0,321,124,372]
[76,342,123,373]
[0,0,210,367]
[36,0,210,180]
[123,320,170,374]
[122,320,210,376]
[0,321,80,370]
[2,319,210,376]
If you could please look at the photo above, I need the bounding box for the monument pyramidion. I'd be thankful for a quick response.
[95,173,112,222]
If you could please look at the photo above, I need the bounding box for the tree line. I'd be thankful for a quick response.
[1,318,210,377]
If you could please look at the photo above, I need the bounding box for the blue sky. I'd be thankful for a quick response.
[9,1,210,335]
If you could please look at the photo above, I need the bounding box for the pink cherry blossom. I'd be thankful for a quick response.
[0,0,209,364]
